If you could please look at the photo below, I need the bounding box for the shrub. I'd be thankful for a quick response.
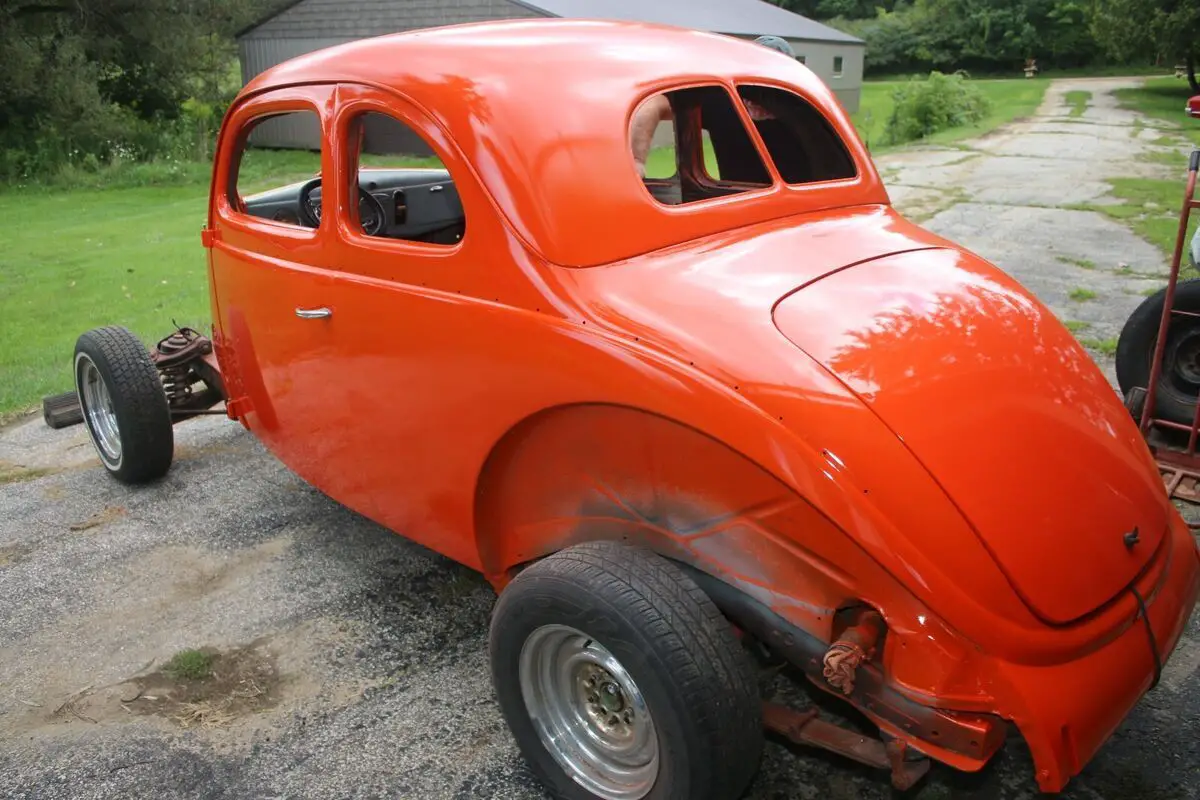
[884,71,991,145]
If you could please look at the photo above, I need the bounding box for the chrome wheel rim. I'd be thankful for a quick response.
[518,624,659,800]
[77,355,121,466]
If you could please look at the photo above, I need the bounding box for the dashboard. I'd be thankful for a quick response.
[242,168,465,245]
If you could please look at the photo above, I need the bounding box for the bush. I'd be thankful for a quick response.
[884,70,991,145]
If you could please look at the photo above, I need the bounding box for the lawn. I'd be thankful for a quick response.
[0,152,343,417]
[849,77,1049,152]
[1090,77,1200,266]
[1114,76,1200,145]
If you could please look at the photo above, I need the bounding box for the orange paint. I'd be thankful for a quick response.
[203,19,1199,793]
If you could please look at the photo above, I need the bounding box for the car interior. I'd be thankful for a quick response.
[241,168,466,245]
[233,110,466,246]
[640,83,857,207]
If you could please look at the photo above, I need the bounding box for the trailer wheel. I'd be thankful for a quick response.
[1116,278,1200,425]
[73,326,173,484]
[489,541,763,800]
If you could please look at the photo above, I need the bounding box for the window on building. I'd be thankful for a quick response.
[630,85,772,206]
[795,55,807,65]
[343,111,465,246]
[833,56,844,76]
[735,85,857,185]
[230,110,323,229]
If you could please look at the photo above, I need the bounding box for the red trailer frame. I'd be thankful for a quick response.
[1133,149,1200,512]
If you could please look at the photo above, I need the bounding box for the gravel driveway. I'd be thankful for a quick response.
[2,78,1199,800]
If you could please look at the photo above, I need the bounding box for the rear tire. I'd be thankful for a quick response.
[73,326,173,484]
[1116,278,1200,425]
[489,540,763,800]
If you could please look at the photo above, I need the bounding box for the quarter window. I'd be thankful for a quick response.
[735,85,857,185]
[230,110,323,228]
[344,111,466,246]
[630,86,773,206]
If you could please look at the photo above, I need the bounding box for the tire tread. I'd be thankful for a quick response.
[75,325,173,483]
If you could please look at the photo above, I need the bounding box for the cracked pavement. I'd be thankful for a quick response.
[2,77,1200,800]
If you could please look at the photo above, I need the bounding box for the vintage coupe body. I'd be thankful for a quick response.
[65,18,1199,800]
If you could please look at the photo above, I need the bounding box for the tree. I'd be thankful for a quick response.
[0,0,280,177]
[1090,0,1200,90]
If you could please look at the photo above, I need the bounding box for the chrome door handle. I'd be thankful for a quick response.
[295,307,332,319]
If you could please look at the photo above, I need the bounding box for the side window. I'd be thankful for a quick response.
[735,85,857,185]
[344,111,466,246]
[630,86,773,207]
[230,110,323,228]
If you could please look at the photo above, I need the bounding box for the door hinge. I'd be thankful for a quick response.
[200,227,219,248]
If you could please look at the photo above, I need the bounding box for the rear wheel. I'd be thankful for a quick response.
[74,326,173,484]
[489,541,763,800]
[1116,278,1200,425]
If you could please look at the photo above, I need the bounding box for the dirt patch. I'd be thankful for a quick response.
[0,542,33,567]
[44,641,284,731]
[122,642,283,729]
[0,461,55,485]
[68,505,127,532]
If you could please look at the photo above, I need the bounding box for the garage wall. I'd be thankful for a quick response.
[727,34,865,114]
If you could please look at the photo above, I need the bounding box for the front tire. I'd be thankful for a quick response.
[73,326,173,484]
[489,541,763,800]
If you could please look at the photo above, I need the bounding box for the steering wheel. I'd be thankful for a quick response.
[296,177,388,237]
[297,177,323,228]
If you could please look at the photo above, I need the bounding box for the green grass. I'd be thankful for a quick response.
[1068,287,1097,301]
[643,137,720,179]
[163,648,214,681]
[1063,320,1090,333]
[1065,90,1091,117]
[1080,337,1119,356]
[850,78,1049,152]
[1088,177,1191,261]
[1056,255,1096,269]
[1114,77,1200,146]
[0,148,423,414]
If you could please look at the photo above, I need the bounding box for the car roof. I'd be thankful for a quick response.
[238,18,886,267]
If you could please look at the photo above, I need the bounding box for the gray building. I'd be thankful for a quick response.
[237,0,865,151]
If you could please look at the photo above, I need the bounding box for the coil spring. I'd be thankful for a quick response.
[157,329,200,406]
[160,362,194,406]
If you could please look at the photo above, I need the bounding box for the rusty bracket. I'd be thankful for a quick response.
[763,702,931,791]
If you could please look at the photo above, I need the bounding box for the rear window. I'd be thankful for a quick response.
[735,85,856,185]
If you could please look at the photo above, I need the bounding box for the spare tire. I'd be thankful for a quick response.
[1116,278,1200,425]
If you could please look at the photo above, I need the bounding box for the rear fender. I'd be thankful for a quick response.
[473,402,965,663]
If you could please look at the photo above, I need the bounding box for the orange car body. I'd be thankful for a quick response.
[202,19,1200,793]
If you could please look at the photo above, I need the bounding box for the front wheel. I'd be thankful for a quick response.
[74,325,173,484]
[489,541,763,800]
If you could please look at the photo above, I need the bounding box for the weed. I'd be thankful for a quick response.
[1080,337,1119,356]
[1056,255,1096,270]
[1069,288,1098,302]
[163,649,215,681]
[1063,320,1090,332]
[1064,90,1090,118]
